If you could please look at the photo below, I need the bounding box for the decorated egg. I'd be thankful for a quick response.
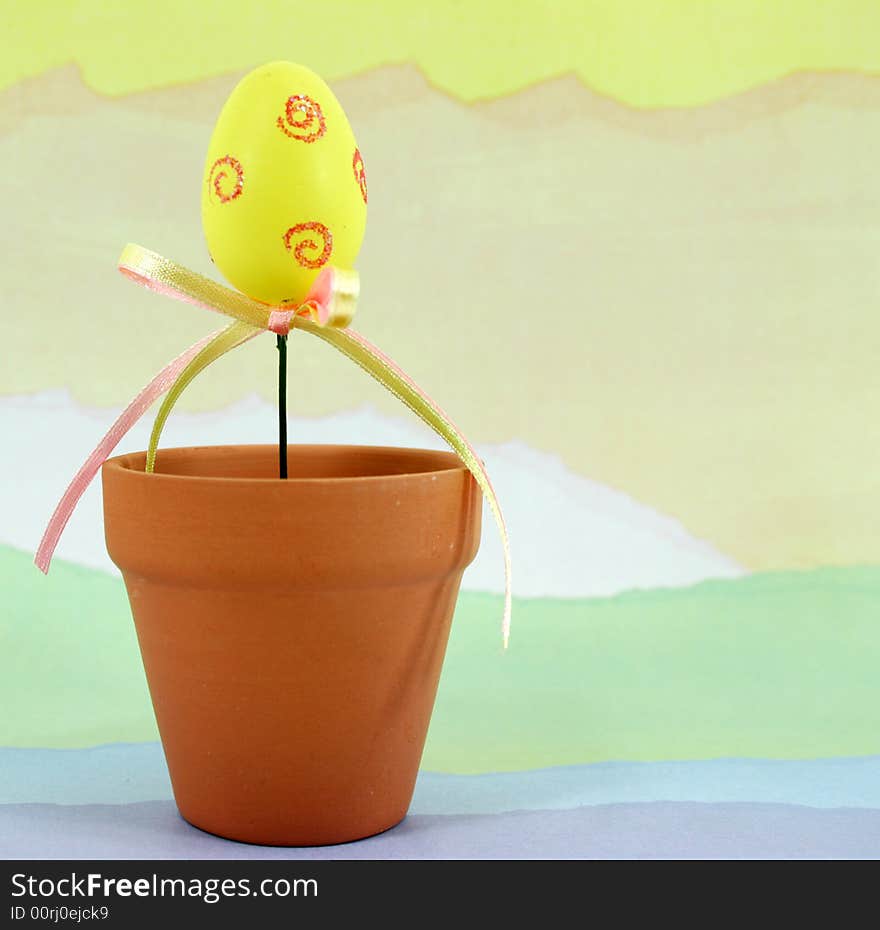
[202,61,367,306]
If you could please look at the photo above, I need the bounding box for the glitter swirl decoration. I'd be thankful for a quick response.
[352,148,368,204]
[276,94,327,143]
[208,155,244,203]
[283,222,333,269]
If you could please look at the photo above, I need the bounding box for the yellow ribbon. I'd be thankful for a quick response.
[146,321,261,473]
[118,243,358,331]
[119,244,512,647]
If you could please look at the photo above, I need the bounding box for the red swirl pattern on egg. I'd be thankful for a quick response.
[283,222,333,269]
[276,94,327,143]
[208,155,244,203]
[352,148,368,204]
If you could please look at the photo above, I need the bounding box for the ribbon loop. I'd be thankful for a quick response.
[117,244,358,332]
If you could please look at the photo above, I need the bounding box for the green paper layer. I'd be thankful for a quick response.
[3,544,880,772]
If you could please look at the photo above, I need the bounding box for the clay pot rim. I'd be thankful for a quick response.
[105,443,469,486]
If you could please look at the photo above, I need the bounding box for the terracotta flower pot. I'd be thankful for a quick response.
[102,444,481,846]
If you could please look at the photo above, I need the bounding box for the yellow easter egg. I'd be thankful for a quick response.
[202,61,367,306]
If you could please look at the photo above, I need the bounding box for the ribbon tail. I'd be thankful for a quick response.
[147,320,262,473]
[296,320,512,648]
[34,329,225,574]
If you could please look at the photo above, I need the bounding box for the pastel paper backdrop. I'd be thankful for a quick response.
[3,1,880,857]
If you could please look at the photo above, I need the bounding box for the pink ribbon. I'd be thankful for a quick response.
[34,330,223,574]
[34,246,511,647]
[35,255,349,575]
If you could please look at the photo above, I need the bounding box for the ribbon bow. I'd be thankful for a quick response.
[35,244,511,646]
